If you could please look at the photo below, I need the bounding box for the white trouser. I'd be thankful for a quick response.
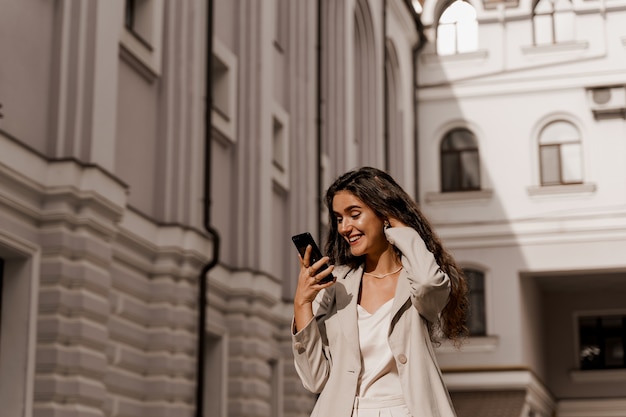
[351,396,412,417]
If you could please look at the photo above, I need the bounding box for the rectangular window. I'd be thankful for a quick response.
[271,104,290,190]
[120,0,164,78]
[464,268,486,336]
[272,118,286,172]
[125,0,136,30]
[211,39,238,142]
[125,0,152,49]
[212,56,231,120]
[579,315,626,370]
[275,0,288,53]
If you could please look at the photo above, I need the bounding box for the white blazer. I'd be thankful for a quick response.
[292,227,457,417]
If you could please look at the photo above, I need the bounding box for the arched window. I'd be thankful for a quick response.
[437,0,478,56]
[533,0,575,45]
[539,120,583,186]
[440,128,480,192]
[463,268,486,337]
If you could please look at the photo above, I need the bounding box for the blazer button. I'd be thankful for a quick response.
[294,342,303,350]
[398,354,407,364]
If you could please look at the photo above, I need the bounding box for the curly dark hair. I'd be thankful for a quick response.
[324,166,468,344]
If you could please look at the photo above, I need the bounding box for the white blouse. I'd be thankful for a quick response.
[356,298,403,399]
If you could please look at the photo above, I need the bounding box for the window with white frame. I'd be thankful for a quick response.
[273,117,286,172]
[579,314,626,370]
[211,39,238,142]
[437,0,478,56]
[441,128,480,192]
[538,120,583,186]
[533,0,575,46]
[120,0,164,78]
[463,268,487,336]
[212,57,231,121]
[125,0,151,47]
[271,104,290,190]
[275,0,288,53]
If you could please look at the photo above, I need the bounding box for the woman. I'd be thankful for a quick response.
[292,167,468,417]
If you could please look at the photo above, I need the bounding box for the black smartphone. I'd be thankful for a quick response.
[291,232,334,284]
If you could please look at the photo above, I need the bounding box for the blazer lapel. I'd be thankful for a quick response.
[389,268,412,334]
[335,265,362,360]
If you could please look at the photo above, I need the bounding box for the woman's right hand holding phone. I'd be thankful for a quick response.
[293,245,335,332]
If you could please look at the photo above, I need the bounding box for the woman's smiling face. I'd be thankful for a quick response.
[332,190,387,258]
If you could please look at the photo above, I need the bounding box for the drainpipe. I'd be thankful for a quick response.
[403,0,426,201]
[383,0,389,170]
[316,0,323,241]
[195,0,220,416]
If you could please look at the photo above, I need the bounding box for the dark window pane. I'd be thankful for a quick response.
[125,0,135,30]
[460,150,480,190]
[603,317,625,367]
[442,129,477,151]
[468,293,486,336]
[441,153,460,192]
[579,317,601,370]
[605,337,624,368]
[464,269,486,336]
[602,316,622,329]
[579,315,626,370]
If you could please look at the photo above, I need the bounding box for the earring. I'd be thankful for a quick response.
[383,220,390,230]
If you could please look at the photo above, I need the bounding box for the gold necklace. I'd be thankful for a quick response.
[363,265,402,279]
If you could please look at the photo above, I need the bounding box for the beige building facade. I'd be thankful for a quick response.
[1,0,625,417]
[418,0,626,416]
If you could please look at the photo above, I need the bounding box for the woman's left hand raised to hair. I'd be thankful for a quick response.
[386,217,407,229]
